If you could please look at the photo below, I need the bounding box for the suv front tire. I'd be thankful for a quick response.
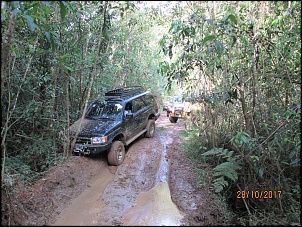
[169,116,178,123]
[108,141,125,166]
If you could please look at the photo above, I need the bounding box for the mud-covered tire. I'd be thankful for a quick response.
[145,119,155,138]
[108,141,125,166]
[169,116,178,123]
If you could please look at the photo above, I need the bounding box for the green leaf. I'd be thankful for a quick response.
[271,19,279,26]
[212,176,228,193]
[45,31,51,42]
[1,15,6,23]
[202,35,216,46]
[60,54,72,59]
[51,37,55,52]
[12,9,21,16]
[64,65,73,72]
[11,46,18,56]
[240,35,249,46]
[159,34,167,49]
[25,15,40,32]
[213,161,240,181]
[60,1,67,21]
[42,4,50,17]
[170,20,181,34]
[28,36,35,43]
[205,19,214,26]
[215,40,224,58]
[5,177,13,186]
[228,14,237,24]
[202,148,223,156]
[69,76,76,83]
[50,31,62,46]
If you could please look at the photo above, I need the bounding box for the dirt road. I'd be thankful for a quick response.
[20,113,216,226]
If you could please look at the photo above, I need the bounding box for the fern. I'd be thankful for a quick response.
[212,176,228,193]
[213,161,240,182]
[202,147,226,156]
[202,148,241,193]
[202,148,236,162]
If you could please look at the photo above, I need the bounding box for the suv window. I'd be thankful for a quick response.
[174,97,183,103]
[133,97,145,112]
[143,94,155,105]
[125,102,133,111]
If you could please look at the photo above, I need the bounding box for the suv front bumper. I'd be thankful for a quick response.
[73,142,111,155]
[170,111,187,118]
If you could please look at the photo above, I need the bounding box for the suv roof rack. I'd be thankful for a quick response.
[105,86,146,100]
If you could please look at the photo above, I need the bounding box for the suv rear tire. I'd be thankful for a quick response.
[169,116,178,123]
[108,141,125,166]
[145,119,155,138]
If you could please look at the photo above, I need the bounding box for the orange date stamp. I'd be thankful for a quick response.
[236,190,282,199]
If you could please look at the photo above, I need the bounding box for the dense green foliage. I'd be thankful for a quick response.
[165,1,300,225]
[1,1,300,225]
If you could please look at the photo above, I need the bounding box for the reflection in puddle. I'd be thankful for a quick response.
[155,134,173,184]
[122,182,184,226]
[155,147,167,183]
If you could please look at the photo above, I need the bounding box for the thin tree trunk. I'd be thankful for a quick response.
[239,76,251,134]
[65,71,70,155]
[1,10,15,101]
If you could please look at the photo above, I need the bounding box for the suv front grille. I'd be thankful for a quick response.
[71,136,91,145]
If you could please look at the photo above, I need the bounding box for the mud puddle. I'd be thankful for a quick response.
[53,167,114,226]
[122,182,184,226]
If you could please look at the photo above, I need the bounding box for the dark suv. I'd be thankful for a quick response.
[67,86,160,165]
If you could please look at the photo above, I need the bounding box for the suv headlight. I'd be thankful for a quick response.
[91,136,108,144]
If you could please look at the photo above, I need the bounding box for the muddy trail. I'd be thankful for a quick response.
[17,113,217,226]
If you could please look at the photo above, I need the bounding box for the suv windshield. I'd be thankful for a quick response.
[174,97,183,103]
[85,100,123,120]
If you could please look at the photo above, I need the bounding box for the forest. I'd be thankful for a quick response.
[1,1,301,225]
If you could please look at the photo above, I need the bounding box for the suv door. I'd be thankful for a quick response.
[132,96,149,131]
[123,101,137,139]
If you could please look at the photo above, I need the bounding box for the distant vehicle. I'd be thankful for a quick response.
[165,96,178,116]
[166,96,191,123]
[67,86,160,165]
[162,96,172,112]
[163,101,169,111]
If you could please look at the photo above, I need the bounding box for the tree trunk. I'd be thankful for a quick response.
[239,76,252,134]
[1,10,15,102]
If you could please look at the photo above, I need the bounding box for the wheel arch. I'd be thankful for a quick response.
[112,133,126,144]
[148,113,156,120]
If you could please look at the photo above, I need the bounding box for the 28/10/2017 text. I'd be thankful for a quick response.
[236,190,282,199]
